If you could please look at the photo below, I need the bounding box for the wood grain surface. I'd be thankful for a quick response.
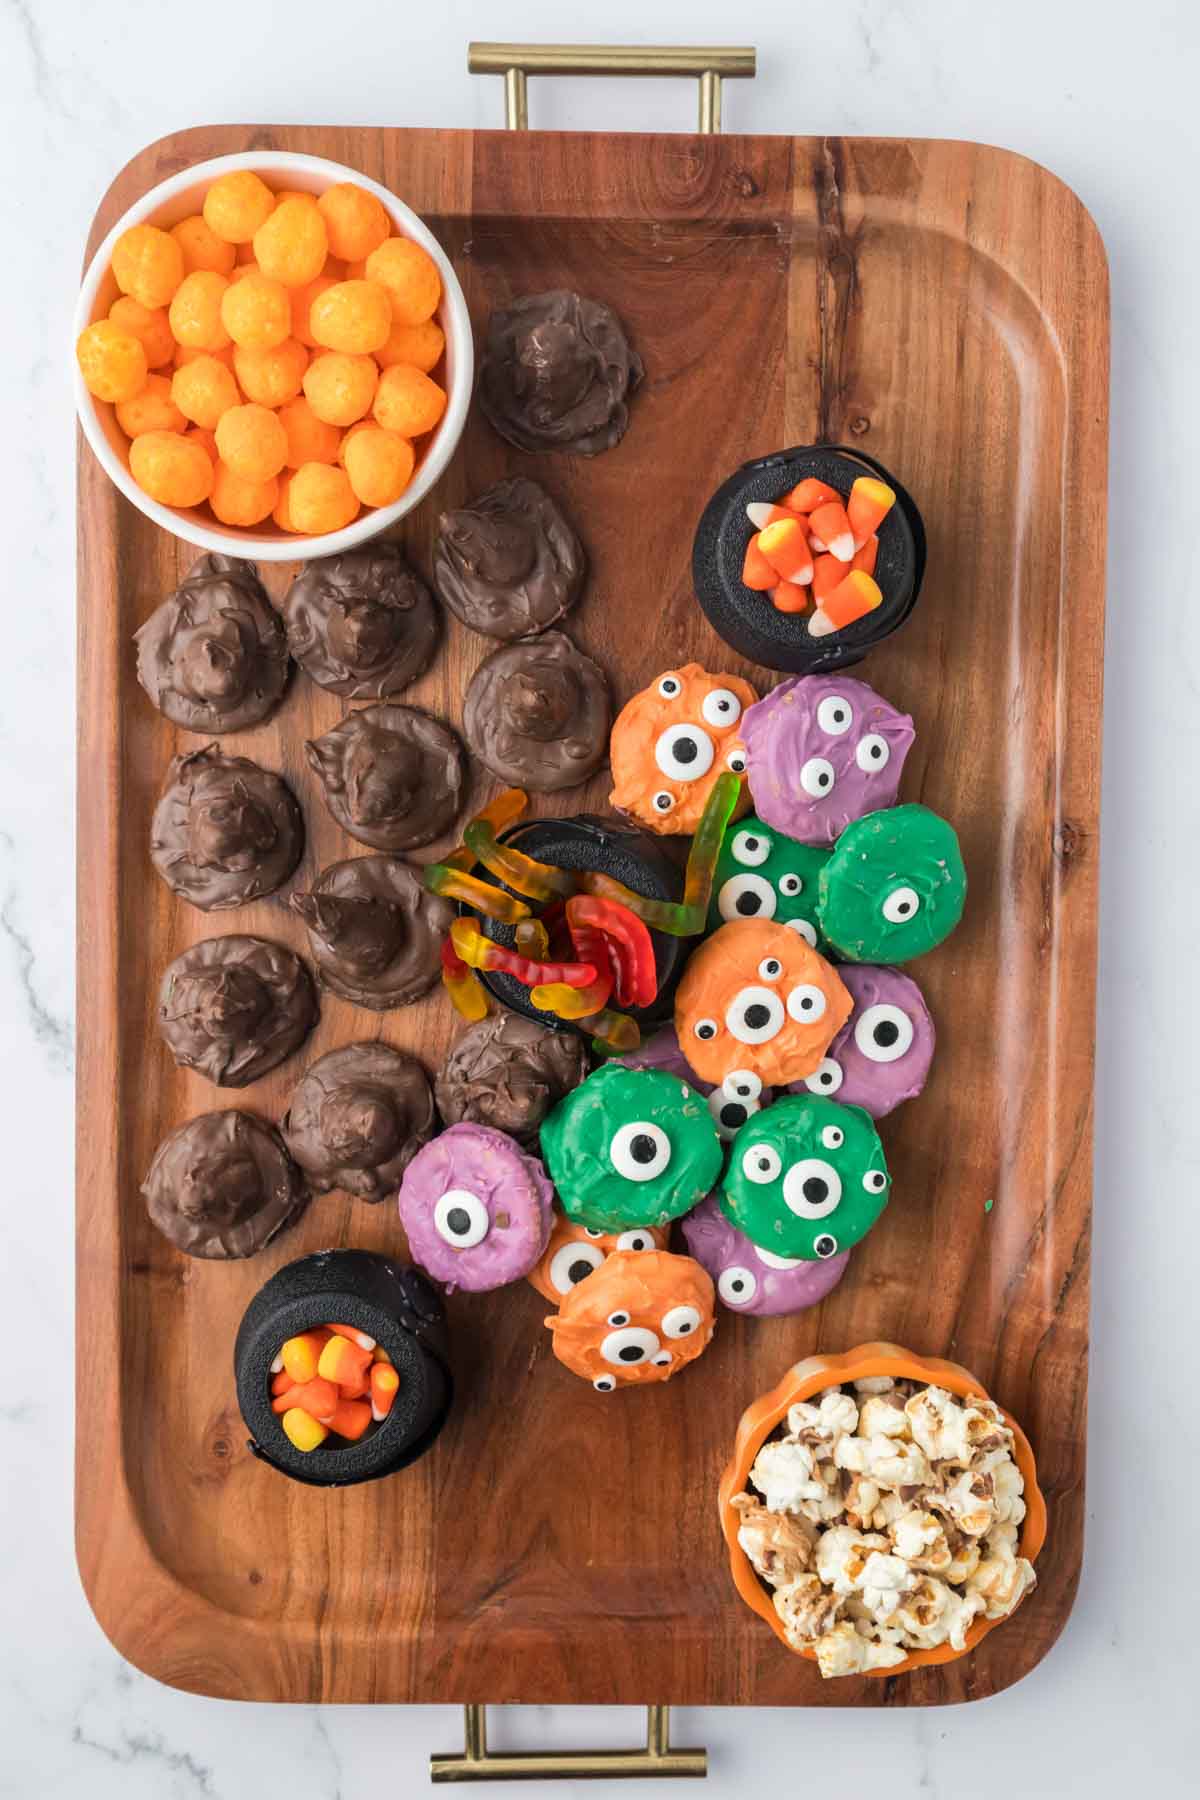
[76,125,1108,1707]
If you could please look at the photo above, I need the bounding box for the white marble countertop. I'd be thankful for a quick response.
[2,0,1197,1792]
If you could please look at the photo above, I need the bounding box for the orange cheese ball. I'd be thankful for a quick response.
[111,223,185,309]
[171,354,241,430]
[115,373,186,438]
[175,341,236,371]
[316,183,390,262]
[373,363,446,436]
[203,170,276,245]
[233,336,308,408]
[342,259,366,279]
[76,320,148,403]
[253,195,328,288]
[168,271,231,351]
[221,271,291,350]
[210,460,279,527]
[309,279,392,354]
[108,297,174,369]
[277,395,343,468]
[376,315,444,373]
[171,214,237,277]
[129,431,214,508]
[302,351,378,426]
[273,470,299,531]
[229,259,260,282]
[289,273,340,348]
[365,237,440,325]
[185,426,218,462]
[288,462,360,534]
[336,418,372,466]
[342,426,415,508]
[214,403,288,482]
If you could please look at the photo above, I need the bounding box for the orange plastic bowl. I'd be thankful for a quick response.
[717,1342,1047,1677]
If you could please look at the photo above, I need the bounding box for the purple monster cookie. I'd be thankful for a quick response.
[615,1026,773,1143]
[681,1191,850,1317]
[790,964,934,1118]
[398,1122,554,1294]
[741,674,915,845]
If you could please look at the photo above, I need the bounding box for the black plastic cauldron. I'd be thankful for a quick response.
[691,444,925,675]
[234,1249,453,1487]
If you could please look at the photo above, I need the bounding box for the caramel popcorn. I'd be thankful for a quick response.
[737,1380,1037,1677]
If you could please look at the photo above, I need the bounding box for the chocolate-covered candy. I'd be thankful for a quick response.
[742,675,915,847]
[150,744,304,911]
[157,935,317,1087]
[134,553,289,734]
[719,1094,890,1263]
[282,1043,435,1202]
[282,545,439,699]
[680,1190,850,1317]
[462,631,610,792]
[792,964,935,1118]
[305,704,465,850]
[478,290,643,456]
[398,1122,555,1293]
[818,804,967,964]
[291,855,452,1010]
[435,1012,589,1144]
[142,1109,308,1259]
[434,476,585,641]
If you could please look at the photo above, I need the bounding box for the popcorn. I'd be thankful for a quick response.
[731,1495,815,1588]
[813,1621,906,1678]
[732,1378,1035,1678]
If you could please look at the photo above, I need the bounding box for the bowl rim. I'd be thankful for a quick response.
[74,149,473,562]
[716,1341,1048,1677]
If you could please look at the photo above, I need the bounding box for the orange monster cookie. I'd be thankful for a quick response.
[545,1249,715,1391]
[674,918,851,1088]
[608,664,757,835]
[528,1212,670,1304]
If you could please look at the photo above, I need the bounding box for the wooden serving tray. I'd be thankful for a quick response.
[77,124,1107,1707]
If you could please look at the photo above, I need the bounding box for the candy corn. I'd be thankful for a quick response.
[811,553,846,601]
[807,500,855,563]
[781,477,842,513]
[317,1331,374,1389]
[324,1322,376,1351]
[757,517,814,585]
[847,476,895,547]
[851,534,879,578]
[326,1399,372,1442]
[370,1361,400,1421]
[741,534,776,590]
[770,580,810,614]
[809,571,882,637]
[280,1329,328,1386]
[746,501,801,530]
[282,1407,329,1452]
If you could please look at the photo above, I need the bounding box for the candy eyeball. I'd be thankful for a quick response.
[801,757,835,797]
[790,964,934,1119]
[702,688,743,728]
[731,828,771,867]
[609,662,759,834]
[741,674,916,846]
[707,815,833,951]
[545,1248,716,1388]
[676,919,851,1087]
[681,1190,851,1317]
[724,1070,763,1103]
[706,1069,766,1141]
[548,1240,605,1294]
[818,804,966,963]
[540,1064,724,1232]
[594,1375,616,1392]
[719,1093,890,1261]
[398,1122,555,1294]
[616,1228,656,1251]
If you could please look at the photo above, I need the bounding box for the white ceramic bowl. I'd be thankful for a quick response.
[74,151,473,562]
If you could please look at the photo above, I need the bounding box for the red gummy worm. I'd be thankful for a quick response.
[566,894,657,1010]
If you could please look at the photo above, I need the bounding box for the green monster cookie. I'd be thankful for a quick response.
[707,815,832,953]
[540,1064,724,1232]
[719,1093,890,1261]
[818,803,966,963]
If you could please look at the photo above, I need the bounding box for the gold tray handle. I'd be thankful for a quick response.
[467,42,756,133]
[431,1704,706,1782]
